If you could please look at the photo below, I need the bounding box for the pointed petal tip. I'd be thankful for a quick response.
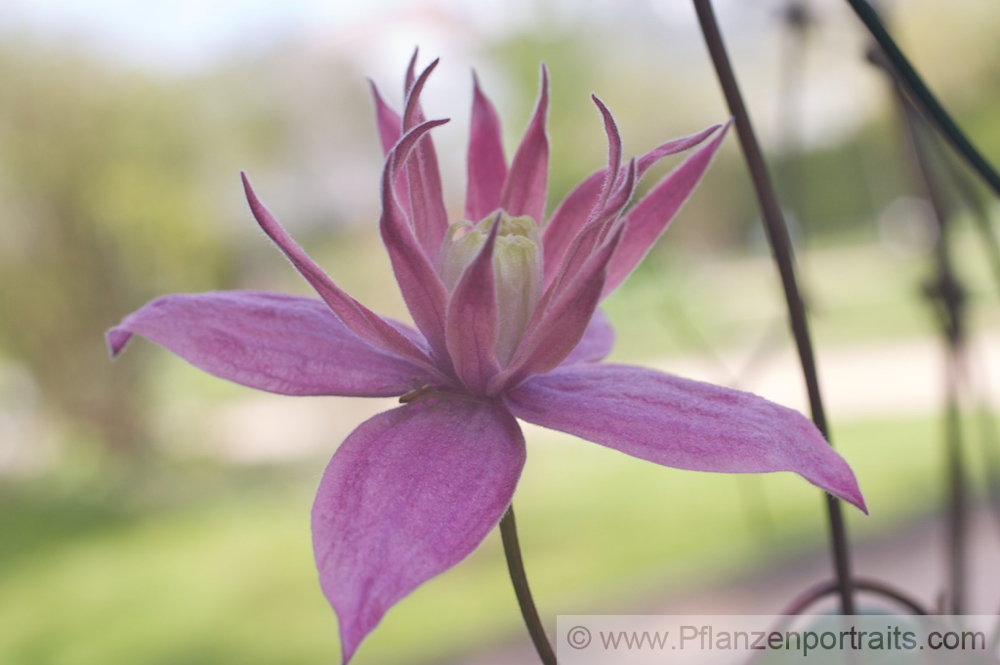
[807,445,867,515]
[239,171,253,198]
[105,327,131,357]
[240,172,270,223]
[835,482,868,515]
[315,401,525,665]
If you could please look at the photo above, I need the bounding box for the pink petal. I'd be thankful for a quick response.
[107,291,433,397]
[368,81,409,209]
[489,224,624,393]
[635,124,721,176]
[445,216,501,392]
[591,95,623,211]
[541,170,605,285]
[368,80,402,158]
[602,122,731,298]
[241,173,433,370]
[541,159,636,301]
[312,399,525,663]
[404,48,419,96]
[542,124,721,287]
[505,363,867,512]
[558,308,615,366]
[381,121,453,369]
[500,65,549,223]
[591,157,637,238]
[465,72,508,221]
[401,58,450,259]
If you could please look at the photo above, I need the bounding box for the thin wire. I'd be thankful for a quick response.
[844,0,1000,199]
[691,0,856,615]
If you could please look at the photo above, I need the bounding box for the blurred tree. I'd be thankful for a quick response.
[0,42,236,458]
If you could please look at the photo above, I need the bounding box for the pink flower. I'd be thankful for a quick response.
[107,55,865,662]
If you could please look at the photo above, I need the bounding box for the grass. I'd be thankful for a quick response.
[3,228,997,663]
[602,219,1000,363]
[0,410,981,665]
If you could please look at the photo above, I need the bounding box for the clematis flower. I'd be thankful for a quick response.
[107,55,865,663]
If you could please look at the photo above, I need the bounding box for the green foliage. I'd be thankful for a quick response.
[0,43,250,455]
[0,412,953,664]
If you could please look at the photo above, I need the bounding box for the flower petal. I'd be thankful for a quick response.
[312,399,525,663]
[542,124,722,287]
[541,158,636,302]
[602,122,731,298]
[541,170,605,284]
[401,58,450,259]
[369,80,402,158]
[446,215,501,392]
[107,291,432,396]
[558,308,615,366]
[500,65,549,223]
[505,363,867,512]
[465,72,508,221]
[241,173,434,369]
[635,124,721,175]
[381,120,454,369]
[591,95,623,210]
[368,81,409,209]
[489,224,623,393]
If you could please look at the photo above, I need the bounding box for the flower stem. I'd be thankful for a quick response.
[691,0,856,615]
[883,54,969,614]
[499,506,556,665]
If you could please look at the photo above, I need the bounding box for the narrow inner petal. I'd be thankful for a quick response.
[440,211,544,366]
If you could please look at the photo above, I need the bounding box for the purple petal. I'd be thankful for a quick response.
[542,125,720,287]
[312,399,525,663]
[106,291,432,397]
[602,122,731,298]
[541,170,605,285]
[401,58,450,259]
[368,81,409,209]
[404,48,419,96]
[591,157,637,237]
[505,363,867,512]
[540,159,636,305]
[558,308,615,366]
[368,80,401,158]
[500,65,549,223]
[465,72,508,221]
[489,224,623,393]
[446,216,501,392]
[381,122,453,369]
[635,125,722,176]
[591,95,623,210]
[241,173,434,369]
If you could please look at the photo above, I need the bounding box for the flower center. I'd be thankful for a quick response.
[440,211,543,366]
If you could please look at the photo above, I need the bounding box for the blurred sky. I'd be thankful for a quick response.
[0,0,725,72]
[0,0,876,149]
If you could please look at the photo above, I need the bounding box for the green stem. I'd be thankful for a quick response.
[500,506,556,665]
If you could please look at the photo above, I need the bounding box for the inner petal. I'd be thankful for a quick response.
[440,211,544,366]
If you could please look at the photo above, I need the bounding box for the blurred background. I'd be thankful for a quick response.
[1,0,999,663]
